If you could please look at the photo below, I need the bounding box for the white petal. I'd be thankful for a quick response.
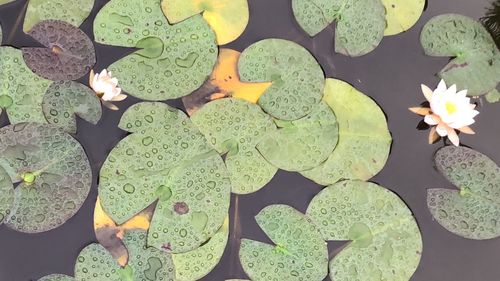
[421,84,433,102]
[447,129,460,146]
[424,115,439,125]
[437,79,447,93]
[436,124,448,137]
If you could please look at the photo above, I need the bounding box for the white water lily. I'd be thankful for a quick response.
[409,80,479,146]
[90,69,127,110]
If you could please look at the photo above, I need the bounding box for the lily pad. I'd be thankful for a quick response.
[22,20,96,81]
[257,101,339,172]
[382,0,425,36]
[75,243,123,281]
[0,0,16,5]
[239,205,328,281]
[38,274,75,281]
[307,180,422,281]
[182,48,272,116]
[0,123,91,233]
[428,146,500,240]
[0,46,51,124]
[161,0,249,45]
[0,166,14,224]
[191,98,278,194]
[238,39,325,120]
[421,14,500,96]
[292,0,386,56]
[42,81,102,133]
[301,79,392,185]
[23,0,95,32]
[93,0,218,101]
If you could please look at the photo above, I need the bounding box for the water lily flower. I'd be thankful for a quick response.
[409,80,479,146]
[89,69,127,110]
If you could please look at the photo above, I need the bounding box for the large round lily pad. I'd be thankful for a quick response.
[307,180,422,281]
[191,98,278,194]
[382,0,425,36]
[0,46,51,124]
[238,39,325,120]
[428,146,500,240]
[257,101,339,172]
[239,205,328,281]
[421,14,500,96]
[22,20,96,81]
[161,0,249,45]
[42,81,102,133]
[292,0,386,57]
[23,0,94,32]
[0,123,91,233]
[93,0,218,101]
[301,79,392,185]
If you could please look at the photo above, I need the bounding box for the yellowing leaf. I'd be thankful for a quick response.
[382,0,425,36]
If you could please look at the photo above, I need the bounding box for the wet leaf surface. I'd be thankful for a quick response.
[23,0,94,32]
[382,0,425,36]
[38,274,76,281]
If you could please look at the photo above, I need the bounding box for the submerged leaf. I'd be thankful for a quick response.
[0,123,91,233]
[93,0,218,101]
[307,180,422,281]
[239,205,328,281]
[162,0,249,45]
[191,98,277,194]
[23,20,96,81]
[421,14,500,96]
[382,0,425,36]
[292,0,386,56]
[301,79,392,185]
[257,101,339,171]
[428,146,500,239]
[23,0,94,32]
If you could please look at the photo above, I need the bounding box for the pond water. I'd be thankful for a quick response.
[0,0,499,280]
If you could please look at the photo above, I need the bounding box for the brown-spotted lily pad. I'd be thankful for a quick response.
[22,20,96,81]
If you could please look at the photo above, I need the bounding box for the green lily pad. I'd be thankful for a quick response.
[172,217,229,281]
[38,274,75,281]
[0,46,51,124]
[239,205,328,281]
[301,79,392,185]
[0,123,91,233]
[42,81,102,133]
[421,14,500,96]
[0,0,16,5]
[238,39,324,120]
[292,0,386,57]
[0,23,3,43]
[191,98,277,194]
[257,101,339,172]
[428,146,500,240]
[118,102,188,133]
[307,180,422,281]
[93,0,218,101]
[22,20,96,81]
[23,0,94,32]
[75,243,123,281]
[382,0,425,36]
[0,166,14,225]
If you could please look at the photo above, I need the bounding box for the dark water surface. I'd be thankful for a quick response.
[1,0,500,280]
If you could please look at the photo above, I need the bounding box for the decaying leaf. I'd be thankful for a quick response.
[239,205,328,281]
[191,98,277,194]
[182,48,271,116]
[307,180,422,281]
[301,78,392,185]
[22,20,96,81]
[292,0,386,56]
[421,14,500,96]
[93,0,218,101]
[0,123,91,233]
[161,0,249,45]
[428,146,500,239]
[382,0,425,36]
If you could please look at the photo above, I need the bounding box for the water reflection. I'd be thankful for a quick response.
[481,0,500,47]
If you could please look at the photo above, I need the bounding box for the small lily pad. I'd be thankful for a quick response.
[301,79,392,185]
[75,244,122,281]
[0,46,51,124]
[428,146,500,240]
[162,0,249,45]
[0,123,91,233]
[239,205,328,281]
[421,14,500,96]
[382,0,425,36]
[191,98,277,194]
[292,0,386,56]
[0,166,14,225]
[42,81,102,133]
[38,274,75,281]
[23,0,95,32]
[257,101,339,171]
[93,0,218,101]
[22,20,96,81]
[238,39,325,120]
[307,180,422,281]
[118,102,188,133]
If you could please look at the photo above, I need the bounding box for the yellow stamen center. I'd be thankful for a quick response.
[445,101,457,115]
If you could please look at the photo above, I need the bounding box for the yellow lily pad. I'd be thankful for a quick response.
[161,0,249,45]
[382,0,425,36]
